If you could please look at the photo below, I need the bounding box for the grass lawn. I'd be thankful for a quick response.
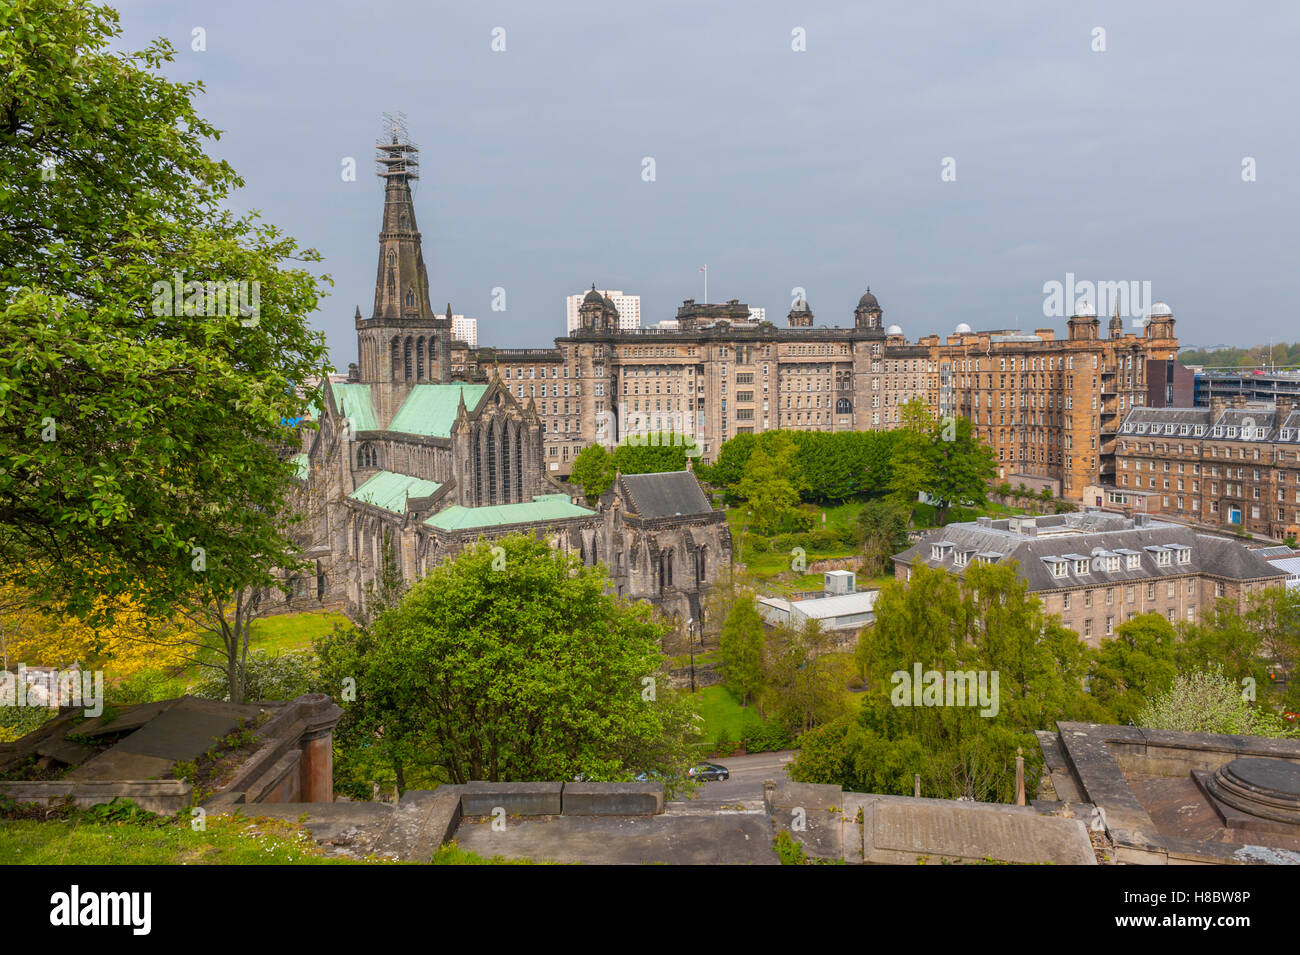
[174,610,350,687]
[694,684,781,745]
[0,814,362,864]
[248,610,350,653]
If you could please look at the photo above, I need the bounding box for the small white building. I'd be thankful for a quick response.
[757,571,878,633]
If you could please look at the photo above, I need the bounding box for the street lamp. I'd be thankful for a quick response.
[686,617,696,693]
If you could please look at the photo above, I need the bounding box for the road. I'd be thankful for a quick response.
[686,749,796,802]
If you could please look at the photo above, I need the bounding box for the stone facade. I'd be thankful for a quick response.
[895,511,1286,647]
[1112,395,1300,541]
[469,292,1177,501]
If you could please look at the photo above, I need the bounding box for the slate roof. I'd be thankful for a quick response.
[896,516,1285,591]
[349,471,443,514]
[388,384,489,437]
[424,493,594,531]
[1120,405,1300,444]
[617,471,713,518]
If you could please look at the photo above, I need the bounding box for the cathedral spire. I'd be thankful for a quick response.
[1109,300,1124,338]
[371,117,433,321]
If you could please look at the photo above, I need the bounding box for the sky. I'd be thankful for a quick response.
[114,0,1300,366]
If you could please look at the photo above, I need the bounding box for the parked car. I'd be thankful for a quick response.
[687,762,730,782]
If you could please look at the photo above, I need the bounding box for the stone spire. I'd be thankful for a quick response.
[1109,300,1124,339]
[372,130,434,321]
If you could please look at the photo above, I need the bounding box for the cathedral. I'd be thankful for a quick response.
[288,132,731,624]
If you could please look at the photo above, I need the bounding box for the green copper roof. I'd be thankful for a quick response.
[425,493,594,531]
[349,470,443,514]
[389,384,489,438]
[291,453,309,480]
[330,382,379,432]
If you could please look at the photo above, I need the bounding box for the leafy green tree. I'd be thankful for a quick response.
[1089,614,1180,724]
[346,534,698,786]
[611,433,690,474]
[718,592,765,705]
[0,2,329,636]
[806,561,1105,801]
[887,403,995,526]
[735,432,804,533]
[569,444,615,504]
[1137,665,1296,738]
[765,617,849,734]
[699,432,756,494]
[856,499,911,578]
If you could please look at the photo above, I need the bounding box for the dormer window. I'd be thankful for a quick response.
[1075,559,1090,575]
[1195,425,1205,435]
[1213,426,1223,437]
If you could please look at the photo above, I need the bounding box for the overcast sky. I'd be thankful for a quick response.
[115,1,1300,365]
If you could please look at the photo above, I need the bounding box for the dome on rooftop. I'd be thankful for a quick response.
[886,323,903,336]
[858,288,880,309]
[1074,301,1096,318]
[955,322,973,334]
[1149,301,1173,317]
[582,285,604,305]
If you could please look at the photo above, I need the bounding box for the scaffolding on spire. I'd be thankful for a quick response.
[376,111,419,181]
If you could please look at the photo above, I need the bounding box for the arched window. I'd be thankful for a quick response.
[403,338,413,380]
[416,337,425,380]
[400,213,408,229]
[387,251,394,267]
[405,288,415,308]
[836,397,852,414]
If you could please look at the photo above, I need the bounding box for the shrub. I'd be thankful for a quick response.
[192,649,320,703]
[111,669,188,705]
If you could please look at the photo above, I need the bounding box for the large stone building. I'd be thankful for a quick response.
[290,134,730,622]
[895,511,1286,646]
[1106,394,1300,541]
[467,294,1179,500]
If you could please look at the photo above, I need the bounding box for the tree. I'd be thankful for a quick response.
[1089,614,1180,724]
[856,499,910,578]
[801,561,1106,802]
[345,534,698,787]
[718,593,765,705]
[0,0,330,627]
[886,402,995,526]
[926,416,996,524]
[1137,665,1295,738]
[765,617,849,735]
[611,433,690,475]
[735,432,804,533]
[569,444,615,504]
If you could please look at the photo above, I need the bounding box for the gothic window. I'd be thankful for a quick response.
[357,444,378,469]
[400,213,408,229]
[387,251,394,267]
[514,425,523,501]
[404,338,413,380]
[391,338,401,380]
[416,337,425,380]
[405,288,415,308]
[836,397,852,414]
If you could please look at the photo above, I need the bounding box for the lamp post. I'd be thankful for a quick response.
[686,617,696,693]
